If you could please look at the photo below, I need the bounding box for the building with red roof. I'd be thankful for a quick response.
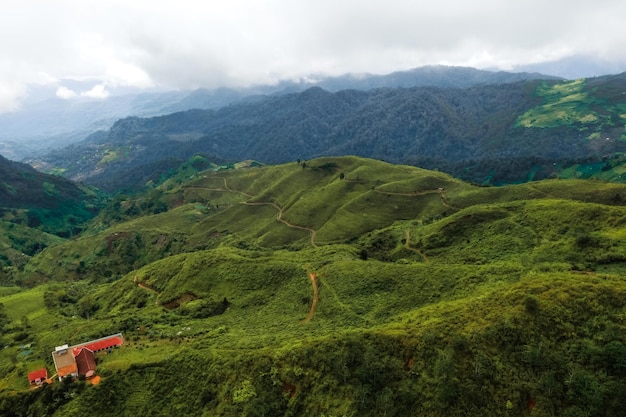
[71,333,124,355]
[28,368,48,385]
[51,333,123,381]
[75,348,97,378]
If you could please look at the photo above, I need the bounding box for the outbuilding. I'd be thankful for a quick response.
[27,368,48,385]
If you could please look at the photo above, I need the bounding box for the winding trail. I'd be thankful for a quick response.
[186,177,461,250]
[404,230,429,263]
[372,189,441,197]
[242,201,318,247]
[301,270,320,323]
[372,187,459,210]
[184,177,318,247]
[184,176,254,199]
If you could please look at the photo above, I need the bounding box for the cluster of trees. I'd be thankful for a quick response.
[0,375,88,417]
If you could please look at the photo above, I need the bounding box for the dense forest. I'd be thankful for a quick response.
[34,73,626,191]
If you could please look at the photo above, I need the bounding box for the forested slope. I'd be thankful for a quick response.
[35,73,626,191]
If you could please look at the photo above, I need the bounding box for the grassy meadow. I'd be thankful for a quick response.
[1,156,626,416]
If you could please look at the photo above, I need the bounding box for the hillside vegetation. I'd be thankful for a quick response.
[1,157,626,416]
[0,154,106,285]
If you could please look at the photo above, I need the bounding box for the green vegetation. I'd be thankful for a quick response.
[2,156,626,416]
[97,146,132,167]
[516,78,626,142]
[516,79,599,128]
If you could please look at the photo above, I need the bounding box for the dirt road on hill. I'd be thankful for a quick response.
[242,201,318,247]
[301,271,320,323]
[373,187,457,210]
[404,230,429,262]
[185,178,318,247]
[185,178,459,251]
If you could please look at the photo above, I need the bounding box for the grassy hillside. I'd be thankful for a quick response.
[2,157,626,416]
[0,154,107,285]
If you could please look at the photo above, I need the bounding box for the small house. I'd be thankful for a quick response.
[28,368,48,385]
[51,333,124,381]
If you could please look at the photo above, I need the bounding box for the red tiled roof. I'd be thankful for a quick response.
[72,335,123,355]
[58,363,78,378]
[75,348,97,376]
[28,368,48,383]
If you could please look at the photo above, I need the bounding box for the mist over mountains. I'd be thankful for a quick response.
[0,66,560,161]
[29,69,626,191]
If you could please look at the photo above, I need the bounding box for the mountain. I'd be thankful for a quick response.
[514,53,626,80]
[35,73,626,191]
[0,66,559,160]
[312,65,561,91]
[2,157,626,416]
[0,154,90,210]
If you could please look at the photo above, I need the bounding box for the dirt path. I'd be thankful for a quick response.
[190,177,255,198]
[133,275,159,294]
[438,190,459,210]
[301,271,320,323]
[242,201,318,247]
[372,187,459,210]
[187,178,459,250]
[404,230,429,262]
[217,176,254,198]
[372,188,441,197]
[185,177,318,247]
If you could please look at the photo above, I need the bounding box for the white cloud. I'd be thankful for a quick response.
[0,0,625,112]
[56,86,78,99]
[80,84,110,99]
[0,83,26,113]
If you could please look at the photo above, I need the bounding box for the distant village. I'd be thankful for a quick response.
[27,333,123,387]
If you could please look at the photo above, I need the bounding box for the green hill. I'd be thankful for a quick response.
[2,157,626,416]
[0,154,106,285]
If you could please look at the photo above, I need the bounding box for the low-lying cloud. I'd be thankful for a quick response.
[1,0,626,113]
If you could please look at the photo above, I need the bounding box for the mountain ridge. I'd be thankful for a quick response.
[1,66,560,160]
[34,73,626,191]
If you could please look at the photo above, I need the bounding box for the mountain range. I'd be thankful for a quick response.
[32,71,626,191]
[0,66,559,161]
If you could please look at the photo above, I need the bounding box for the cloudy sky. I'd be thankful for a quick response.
[1,0,626,113]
